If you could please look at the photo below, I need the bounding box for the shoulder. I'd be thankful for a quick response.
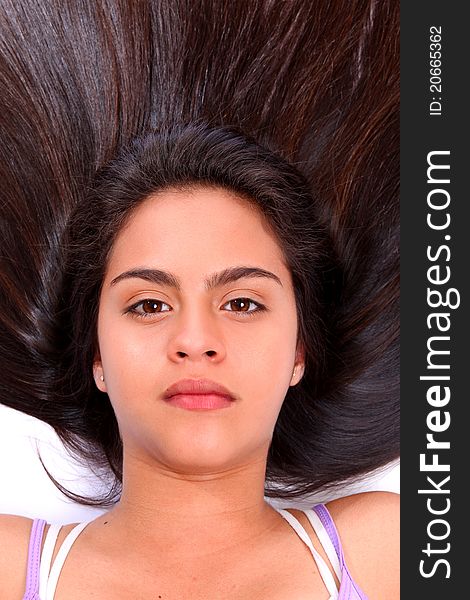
[325,491,400,599]
[0,513,38,598]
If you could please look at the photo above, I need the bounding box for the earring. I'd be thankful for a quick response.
[292,365,297,380]
[100,375,104,382]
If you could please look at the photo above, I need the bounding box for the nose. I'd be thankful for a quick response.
[166,303,227,365]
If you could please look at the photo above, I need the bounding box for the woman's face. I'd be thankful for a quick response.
[95,186,304,474]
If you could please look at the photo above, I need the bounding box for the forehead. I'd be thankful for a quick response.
[105,186,289,282]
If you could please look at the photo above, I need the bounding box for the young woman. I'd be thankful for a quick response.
[0,2,399,598]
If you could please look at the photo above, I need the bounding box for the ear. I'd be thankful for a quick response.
[93,352,107,393]
[290,341,305,386]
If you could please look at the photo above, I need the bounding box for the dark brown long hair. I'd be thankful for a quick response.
[0,0,399,506]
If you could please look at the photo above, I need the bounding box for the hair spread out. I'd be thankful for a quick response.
[0,0,399,506]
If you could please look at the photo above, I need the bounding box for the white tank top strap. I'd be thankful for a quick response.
[275,508,339,599]
[38,523,61,599]
[303,508,342,581]
[42,520,92,600]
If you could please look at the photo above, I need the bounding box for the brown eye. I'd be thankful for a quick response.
[229,298,251,312]
[126,299,171,319]
[142,300,163,313]
[222,297,266,317]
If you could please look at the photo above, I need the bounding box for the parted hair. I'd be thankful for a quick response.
[0,0,399,506]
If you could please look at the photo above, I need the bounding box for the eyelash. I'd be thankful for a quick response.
[124,297,267,320]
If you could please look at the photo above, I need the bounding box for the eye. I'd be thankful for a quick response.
[125,299,171,319]
[124,297,267,320]
[222,297,266,317]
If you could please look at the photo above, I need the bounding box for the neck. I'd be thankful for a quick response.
[99,447,281,558]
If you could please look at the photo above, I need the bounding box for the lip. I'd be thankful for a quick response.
[162,378,236,411]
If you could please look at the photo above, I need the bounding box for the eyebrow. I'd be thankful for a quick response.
[109,265,283,290]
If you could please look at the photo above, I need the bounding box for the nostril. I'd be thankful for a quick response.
[174,350,217,358]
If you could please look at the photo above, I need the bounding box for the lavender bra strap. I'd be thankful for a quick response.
[311,505,343,562]
[24,519,47,598]
[312,504,369,600]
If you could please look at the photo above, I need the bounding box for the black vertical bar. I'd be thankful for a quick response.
[401,2,467,596]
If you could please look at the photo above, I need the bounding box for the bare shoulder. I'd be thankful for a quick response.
[326,491,400,599]
[0,513,36,598]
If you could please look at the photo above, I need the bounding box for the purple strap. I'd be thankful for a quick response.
[312,504,368,600]
[23,518,47,600]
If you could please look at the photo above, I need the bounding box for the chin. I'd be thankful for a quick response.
[167,444,235,471]
[154,438,257,476]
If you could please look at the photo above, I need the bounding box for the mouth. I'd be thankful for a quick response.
[162,378,236,411]
[164,393,234,410]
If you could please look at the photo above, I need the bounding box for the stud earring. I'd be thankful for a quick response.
[100,375,104,382]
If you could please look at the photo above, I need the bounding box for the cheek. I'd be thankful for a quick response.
[241,309,298,370]
[235,317,298,424]
[97,312,167,406]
